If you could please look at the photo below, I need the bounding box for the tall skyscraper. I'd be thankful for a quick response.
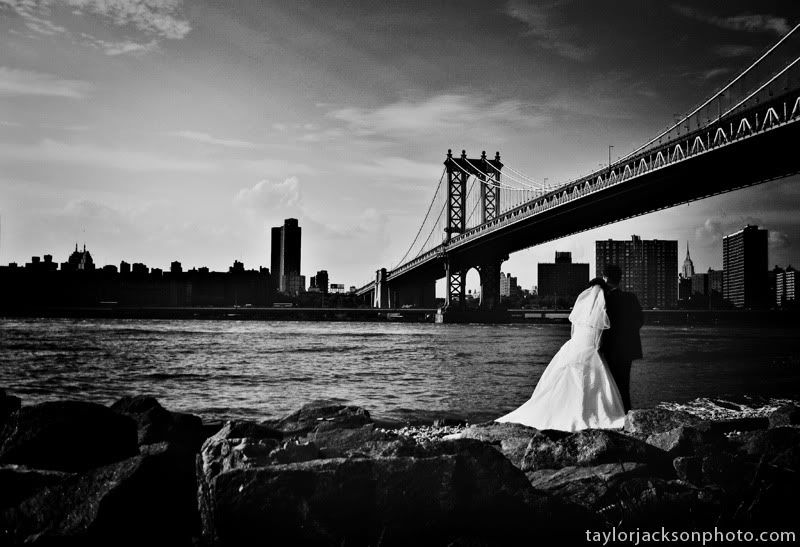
[722,225,768,309]
[596,235,678,309]
[682,243,695,278]
[538,251,590,303]
[775,266,796,307]
[270,218,304,295]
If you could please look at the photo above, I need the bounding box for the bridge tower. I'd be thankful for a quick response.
[442,150,506,312]
[373,267,389,308]
[443,150,467,309]
[479,150,502,224]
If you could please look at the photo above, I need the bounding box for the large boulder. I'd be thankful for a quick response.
[302,424,420,459]
[522,429,668,472]
[645,424,727,458]
[769,403,800,428]
[593,477,722,528]
[527,462,650,511]
[0,389,21,427]
[1,443,199,545]
[200,438,593,545]
[623,408,702,437]
[0,401,138,472]
[0,465,72,510]
[697,417,769,434]
[265,400,372,436]
[734,426,800,471]
[110,395,207,452]
[450,421,555,469]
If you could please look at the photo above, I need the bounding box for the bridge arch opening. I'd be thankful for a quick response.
[465,267,481,309]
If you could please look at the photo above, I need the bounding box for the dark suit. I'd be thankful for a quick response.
[600,288,644,412]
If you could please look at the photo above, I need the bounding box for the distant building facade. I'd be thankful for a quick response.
[537,251,590,303]
[596,235,678,309]
[270,218,303,295]
[313,270,329,294]
[774,266,796,308]
[62,244,95,272]
[499,273,520,298]
[678,242,695,302]
[722,225,768,309]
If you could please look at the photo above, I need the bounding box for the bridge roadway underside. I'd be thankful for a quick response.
[389,118,800,287]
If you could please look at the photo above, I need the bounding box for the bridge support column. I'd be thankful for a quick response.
[443,259,466,311]
[478,254,507,311]
[374,268,389,309]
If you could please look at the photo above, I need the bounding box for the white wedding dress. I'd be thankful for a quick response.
[496,285,626,431]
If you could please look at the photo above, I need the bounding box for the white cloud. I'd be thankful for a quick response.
[345,157,443,182]
[702,68,731,80]
[769,230,790,250]
[234,177,302,214]
[67,0,191,39]
[715,44,754,58]
[80,35,159,55]
[0,139,215,171]
[328,94,546,138]
[504,0,594,61]
[169,130,260,149]
[1,0,190,56]
[673,5,791,35]
[0,66,92,98]
[240,158,316,177]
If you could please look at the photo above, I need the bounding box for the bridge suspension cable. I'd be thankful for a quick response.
[461,157,537,193]
[720,54,800,120]
[392,167,446,268]
[414,199,447,258]
[620,23,800,163]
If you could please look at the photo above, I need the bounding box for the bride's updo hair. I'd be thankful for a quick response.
[588,277,607,288]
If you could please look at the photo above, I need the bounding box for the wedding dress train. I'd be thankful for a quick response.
[496,285,626,431]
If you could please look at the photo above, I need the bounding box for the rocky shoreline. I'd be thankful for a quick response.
[1,388,799,545]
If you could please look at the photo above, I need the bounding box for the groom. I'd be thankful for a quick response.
[599,264,644,412]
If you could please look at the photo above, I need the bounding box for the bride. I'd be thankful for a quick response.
[496,280,626,431]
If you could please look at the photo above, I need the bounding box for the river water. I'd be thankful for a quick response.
[1,318,798,423]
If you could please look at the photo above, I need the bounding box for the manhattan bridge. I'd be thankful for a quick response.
[356,26,800,318]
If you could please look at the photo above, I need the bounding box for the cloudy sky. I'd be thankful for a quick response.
[1,1,799,291]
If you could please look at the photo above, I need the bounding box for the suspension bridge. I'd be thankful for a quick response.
[356,25,800,319]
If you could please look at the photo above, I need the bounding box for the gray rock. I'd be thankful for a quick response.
[595,478,722,528]
[0,465,72,510]
[452,421,554,469]
[736,427,800,471]
[697,417,769,434]
[0,401,138,472]
[111,395,206,450]
[527,462,650,510]
[268,440,320,464]
[645,425,726,457]
[1,443,199,545]
[769,403,800,428]
[265,400,372,436]
[0,389,21,427]
[209,420,283,442]
[672,456,703,484]
[522,429,668,472]
[200,438,592,545]
[623,408,702,437]
[306,423,421,459]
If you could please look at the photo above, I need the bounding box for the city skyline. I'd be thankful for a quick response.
[2,2,800,291]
